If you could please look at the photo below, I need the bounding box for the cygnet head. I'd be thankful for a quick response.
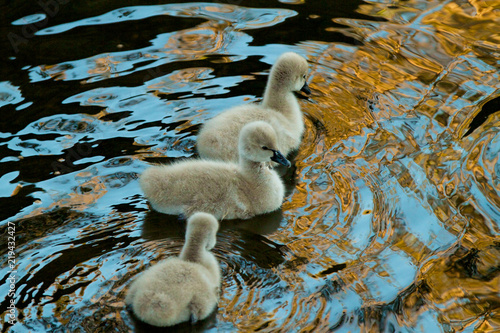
[271,52,310,94]
[239,121,291,167]
[186,212,219,250]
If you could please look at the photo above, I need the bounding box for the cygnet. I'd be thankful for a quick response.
[126,212,221,327]
[140,121,290,220]
[197,52,310,162]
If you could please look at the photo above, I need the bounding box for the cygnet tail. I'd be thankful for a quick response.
[134,291,180,327]
[188,299,210,323]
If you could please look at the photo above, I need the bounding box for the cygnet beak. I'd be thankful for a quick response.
[300,82,311,95]
[270,149,291,168]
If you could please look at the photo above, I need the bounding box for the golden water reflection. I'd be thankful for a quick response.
[276,0,500,331]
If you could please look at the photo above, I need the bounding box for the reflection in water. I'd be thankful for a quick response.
[1,0,500,332]
[0,82,25,109]
[29,3,297,84]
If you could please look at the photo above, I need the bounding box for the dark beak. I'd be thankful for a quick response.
[300,82,311,95]
[270,149,291,168]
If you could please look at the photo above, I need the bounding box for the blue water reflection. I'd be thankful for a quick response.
[30,3,297,84]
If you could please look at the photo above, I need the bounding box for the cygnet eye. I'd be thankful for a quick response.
[262,146,269,150]
[302,74,306,79]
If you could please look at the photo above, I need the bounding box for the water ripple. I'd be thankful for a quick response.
[35,3,297,35]
[0,82,25,109]
[29,3,296,84]
[2,0,500,331]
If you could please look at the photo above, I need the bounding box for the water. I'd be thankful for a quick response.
[1,0,500,332]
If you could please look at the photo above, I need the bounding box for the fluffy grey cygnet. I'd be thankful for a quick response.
[140,121,290,220]
[126,212,221,327]
[197,52,310,162]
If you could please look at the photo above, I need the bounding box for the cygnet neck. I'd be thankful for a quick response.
[180,230,209,263]
[262,79,300,115]
[239,154,267,175]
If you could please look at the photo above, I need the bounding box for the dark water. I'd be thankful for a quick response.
[1,0,500,332]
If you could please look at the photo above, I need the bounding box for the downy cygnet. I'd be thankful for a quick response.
[126,212,221,327]
[140,121,290,220]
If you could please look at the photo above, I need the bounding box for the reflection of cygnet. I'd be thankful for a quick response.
[197,52,310,162]
[126,212,220,327]
[140,121,290,220]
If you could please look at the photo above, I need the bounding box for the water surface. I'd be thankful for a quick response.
[1,0,500,332]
